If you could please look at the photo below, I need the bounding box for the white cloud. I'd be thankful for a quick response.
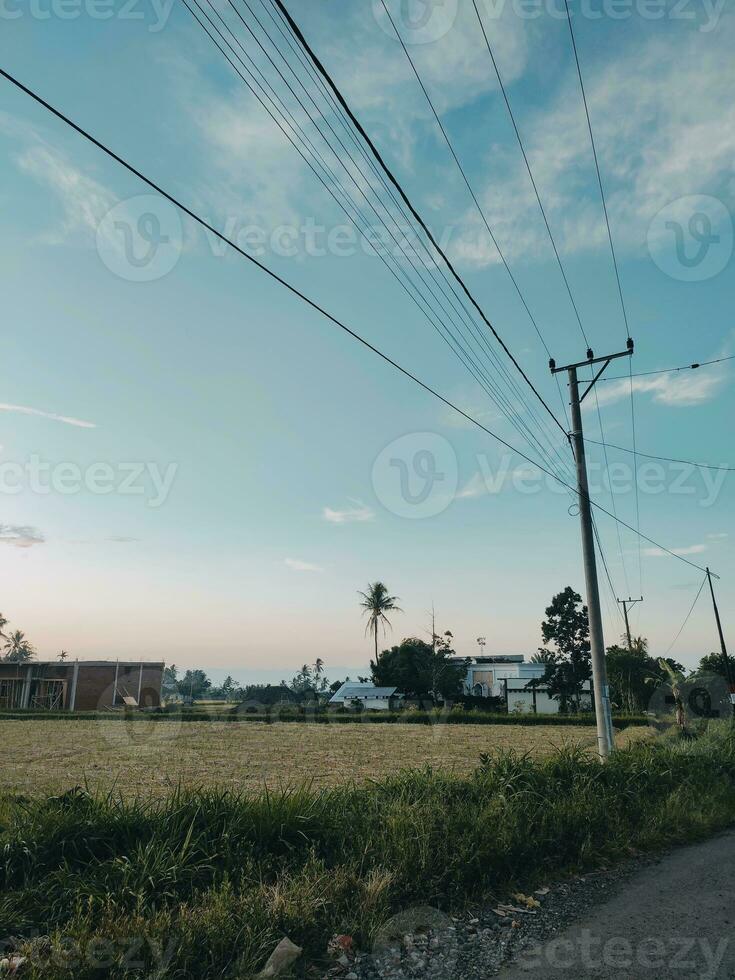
[284,557,323,572]
[322,499,375,524]
[707,533,729,541]
[0,403,96,428]
[0,525,45,549]
[644,544,706,558]
[15,144,115,244]
[591,367,728,410]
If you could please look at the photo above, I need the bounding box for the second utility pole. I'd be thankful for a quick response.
[552,341,634,760]
[618,596,644,650]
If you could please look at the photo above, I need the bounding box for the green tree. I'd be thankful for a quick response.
[371,636,467,701]
[537,587,591,712]
[359,582,402,661]
[697,652,731,679]
[162,664,179,698]
[2,630,35,664]
[605,641,657,713]
[180,669,211,700]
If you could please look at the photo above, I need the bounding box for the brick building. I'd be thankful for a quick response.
[0,661,164,711]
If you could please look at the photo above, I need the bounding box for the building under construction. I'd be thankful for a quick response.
[0,660,164,711]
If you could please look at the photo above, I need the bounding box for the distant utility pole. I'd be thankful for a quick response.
[551,341,634,760]
[706,567,735,718]
[617,597,644,650]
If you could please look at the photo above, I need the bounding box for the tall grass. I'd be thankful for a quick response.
[2,724,734,978]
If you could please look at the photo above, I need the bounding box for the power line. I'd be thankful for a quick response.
[584,438,735,472]
[271,0,569,439]
[663,574,708,657]
[562,0,629,344]
[471,0,590,349]
[0,65,716,578]
[185,0,574,485]
[628,359,643,596]
[600,354,735,382]
[376,0,572,432]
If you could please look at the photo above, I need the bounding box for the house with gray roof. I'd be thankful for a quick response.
[328,682,403,711]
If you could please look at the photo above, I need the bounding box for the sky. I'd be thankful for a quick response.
[0,0,733,683]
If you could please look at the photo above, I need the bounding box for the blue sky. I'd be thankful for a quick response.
[0,0,733,682]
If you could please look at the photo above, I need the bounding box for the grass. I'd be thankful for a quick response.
[0,718,648,797]
[1,723,734,979]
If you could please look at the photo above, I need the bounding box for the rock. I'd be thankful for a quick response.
[0,958,27,976]
[337,954,350,967]
[257,938,302,978]
[500,917,513,927]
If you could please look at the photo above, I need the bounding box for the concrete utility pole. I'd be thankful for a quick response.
[706,567,735,718]
[551,342,634,760]
[617,597,644,650]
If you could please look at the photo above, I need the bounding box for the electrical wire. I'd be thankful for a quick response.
[0,65,717,578]
[471,0,590,349]
[376,0,572,433]
[600,354,735,382]
[584,439,735,472]
[663,574,708,657]
[187,0,575,485]
[271,0,569,439]
[563,0,629,344]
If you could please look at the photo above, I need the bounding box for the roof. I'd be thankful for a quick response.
[329,682,399,703]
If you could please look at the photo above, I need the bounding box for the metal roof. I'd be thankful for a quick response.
[329,683,399,702]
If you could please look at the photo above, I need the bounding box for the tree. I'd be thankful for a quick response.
[371,635,467,701]
[536,588,591,712]
[58,650,69,662]
[162,665,179,699]
[647,658,687,730]
[605,642,656,713]
[697,652,730,679]
[179,669,211,700]
[3,630,35,664]
[313,658,324,678]
[287,664,330,696]
[359,582,402,661]
[0,613,7,639]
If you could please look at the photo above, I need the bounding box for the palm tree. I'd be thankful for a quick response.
[0,613,7,639]
[59,650,68,662]
[313,658,324,677]
[358,582,402,661]
[3,630,35,664]
[648,658,687,731]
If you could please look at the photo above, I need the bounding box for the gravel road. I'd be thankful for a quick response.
[335,830,735,980]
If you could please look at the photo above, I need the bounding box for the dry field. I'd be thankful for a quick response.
[0,718,649,797]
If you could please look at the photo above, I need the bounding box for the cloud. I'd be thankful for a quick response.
[14,144,115,244]
[0,525,45,548]
[590,362,729,410]
[707,533,729,541]
[0,403,96,428]
[284,558,323,572]
[107,536,140,543]
[644,544,706,558]
[322,499,375,524]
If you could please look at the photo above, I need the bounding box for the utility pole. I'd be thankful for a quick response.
[706,567,735,717]
[617,597,644,650]
[551,341,634,759]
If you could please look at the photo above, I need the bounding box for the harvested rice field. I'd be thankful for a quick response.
[0,718,649,797]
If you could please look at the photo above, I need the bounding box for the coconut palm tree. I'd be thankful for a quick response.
[3,630,35,663]
[358,582,402,661]
[0,613,7,639]
[648,658,687,731]
[313,658,324,677]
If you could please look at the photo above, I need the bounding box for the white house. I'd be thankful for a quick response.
[456,654,593,714]
[328,682,402,711]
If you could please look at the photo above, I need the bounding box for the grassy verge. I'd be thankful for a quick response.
[0,707,649,728]
[1,724,733,978]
